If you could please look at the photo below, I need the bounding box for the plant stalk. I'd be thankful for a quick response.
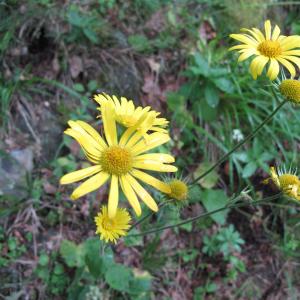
[191,100,287,185]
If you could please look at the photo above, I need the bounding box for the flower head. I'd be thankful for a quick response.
[60,101,177,218]
[268,166,300,200]
[166,179,188,201]
[279,79,300,104]
[94,93,168,139]
[95,206,131,244]
[229,20,300,80]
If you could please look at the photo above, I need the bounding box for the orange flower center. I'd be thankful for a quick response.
[101,146,133,176]
[279,79,300,104]
[257,40,282,58]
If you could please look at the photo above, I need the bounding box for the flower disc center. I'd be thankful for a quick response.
[168,179,188,201]
[257,40,282,58]
[101,146,133,176]
[279,174,299,190]
[279,79,300,104]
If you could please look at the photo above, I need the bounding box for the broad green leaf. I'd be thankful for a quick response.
[204,82,220,108]
[212,77,234,93]
[194,162,219,189]
[200,189,229,225]
[60,240,85,268]
[83,238,104,278]
[242,161,257,178]
[105,264,132,292]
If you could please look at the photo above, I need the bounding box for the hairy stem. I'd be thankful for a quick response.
[128,194,281,237]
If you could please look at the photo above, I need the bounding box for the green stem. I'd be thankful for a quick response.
[128,193,282,237]
[191,100,287,185]
[129,200,172,232]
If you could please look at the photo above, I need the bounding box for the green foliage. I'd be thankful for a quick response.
[56,238,152,299]
[200,189,229,225]
[202,224,246,281]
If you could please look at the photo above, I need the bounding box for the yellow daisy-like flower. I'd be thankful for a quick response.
[279,79,300,104]
[95,206,131,244]
[229,20,300,80]
[94,93,168,138]
[268,166,300,200]
[167,179,188,201]
[60,101,177,218]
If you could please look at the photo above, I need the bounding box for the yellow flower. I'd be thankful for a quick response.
[279,79,300,104]
[60,101,177,218]
[268,166,300,200]
[94,93,168,138]
[167,179,188,201]
[229,20,300,80]
[95,206,131,244]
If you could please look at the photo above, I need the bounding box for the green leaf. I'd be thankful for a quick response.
[128,35,150,52]
[83,238,104,278]
[60,240,85,268]
[204,83,220,108]
[194,162,219,189]
[129,269,152,296]
[193,52,209,76]
[105,264,132,292]
[212,77,234,93]
[200,189,229,225]
[242,161,257,178]
[83,28,99,44]
[195,99,217,122]
[38,254,49,267]
[73,83,85,92]
[124,228,143,246]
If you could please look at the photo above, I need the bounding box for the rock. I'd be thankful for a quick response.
[0,147,34,199]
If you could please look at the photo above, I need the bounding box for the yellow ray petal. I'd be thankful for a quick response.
[272,25,281,40]
[251,28,266,42]
[277,57,296,77]
[131,133,170,156]
[264,20,271,40]
[94,94,108,105]
[133,161,178,172]
[68,121,103,151]
[131,169,171,193]
[75,121,107,149]
[281,50,300,56]
[229,44,255,51]
[120,175,141,216]
[102,102,117,146]
[282,55,300,66]
[126,174,158,212]
[126,131,144,148]
[70,172,110,200]
[249,56,269,79]
[266,58,279,80]
[229,34,258,47]
[131,169,171,194]
[108,175,119,219]
[238,50,257,62]
[135,153,175,163]
[280,36,300,51]
[60,165,102,185]
[65,129,101,163]
[241,28,263,42]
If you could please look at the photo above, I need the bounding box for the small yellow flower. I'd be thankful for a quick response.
[60,101,177,218]
[279,79,300,104]
[95,206,131,244]
[268,166,300,200]
[94,93,168,138]
[229,20,300,80]
[167,179,188,201]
